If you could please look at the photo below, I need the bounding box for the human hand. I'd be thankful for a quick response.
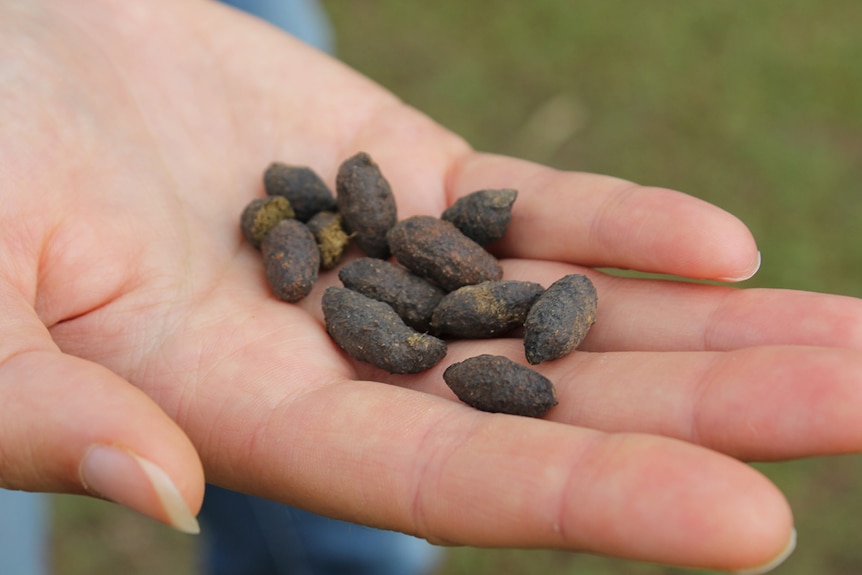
[2,1,861,572]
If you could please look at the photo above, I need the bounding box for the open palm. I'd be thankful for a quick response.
[2,1,861,572]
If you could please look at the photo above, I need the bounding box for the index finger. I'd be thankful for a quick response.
[449,153,761,281]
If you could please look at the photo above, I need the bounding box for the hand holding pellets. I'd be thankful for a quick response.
[240,151,597,418]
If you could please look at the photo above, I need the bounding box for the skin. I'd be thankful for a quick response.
[2,0,862,571]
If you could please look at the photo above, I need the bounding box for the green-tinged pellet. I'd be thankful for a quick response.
[336,152,398,259]
[431,280,544,338]
[264,163,337,222]
[338,258,445,332]
[441,188,518,246]
[443,355,557,417]
[306,211,351,269]
[262,219,319,303]
[322,287,447,374]
[387,216,502,292]
[523,274,597,364]
[240,196,295,249]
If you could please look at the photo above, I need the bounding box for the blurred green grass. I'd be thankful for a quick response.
[326,0,862,295]
[52,2,862,574]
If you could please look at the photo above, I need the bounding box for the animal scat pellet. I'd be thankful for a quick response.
[523,274,597,364]
[261,219,320,303]
[387,216,503,292]
[430,280,544,339]
[335,152,398,259]
[264,162,337,222]
[338,258,445,332]
[240,196,295,249]
[440,188,518,246]
[322,287,448,374]
[443,355,558,417]
[305,211,351,270]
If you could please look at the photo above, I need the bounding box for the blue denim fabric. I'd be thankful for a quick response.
[0,489,48,575]
[199,485,442,575]
[219,0,335,54]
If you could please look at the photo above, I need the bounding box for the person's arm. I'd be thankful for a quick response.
[3,1,861,572]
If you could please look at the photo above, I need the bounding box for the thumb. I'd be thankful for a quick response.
[0,283,204,534]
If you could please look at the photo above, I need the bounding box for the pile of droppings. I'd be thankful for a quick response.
[240,152,597,418]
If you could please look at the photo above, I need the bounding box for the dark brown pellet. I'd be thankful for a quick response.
[322,287,448,374]
[338,258,445,332]
[431,280,544,339]
[264,163,337,222]
[524,274,597,364]
[441,188,518,246]
[336,152,398,259]
[240,196,295,249]
[443,354,557,417]
[387,216,503,292]
[261,219,320,303]
[306,211,351,270]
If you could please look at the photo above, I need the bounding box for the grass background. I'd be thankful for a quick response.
[51,1,862,573]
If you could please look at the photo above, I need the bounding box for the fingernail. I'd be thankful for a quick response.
[719,251,762,283]
[80,445,200,534]
[732,528,796,575]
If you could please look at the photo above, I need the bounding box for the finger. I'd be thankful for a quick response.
[547,345,862,461]
[587,279,862,352]
[449,153,761,282]
[403,339,862,461]
[500,259,862,352]
[196,378,794,573]
[0,281,204,533]
[213,5,759,284]
[210,15,759,284]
